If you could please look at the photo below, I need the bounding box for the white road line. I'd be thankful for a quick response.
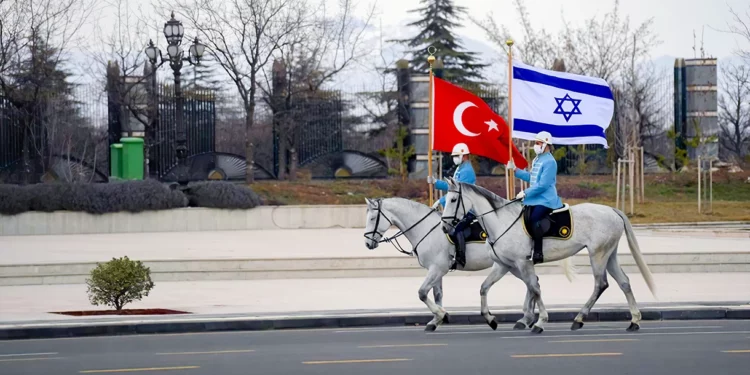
[0,357,65,363]
[0,352,59,357]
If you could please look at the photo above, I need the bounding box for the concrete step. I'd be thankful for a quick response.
[2,252,749,286]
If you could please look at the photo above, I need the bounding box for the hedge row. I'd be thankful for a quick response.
[0,180,261,216]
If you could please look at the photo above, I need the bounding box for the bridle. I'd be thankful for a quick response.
[364,199,441,257]
[440,183,524,253]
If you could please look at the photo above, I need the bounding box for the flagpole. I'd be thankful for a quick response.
[506,39,515,199]
[427,48,436,207]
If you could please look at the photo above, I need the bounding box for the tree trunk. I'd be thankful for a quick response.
[288,147,298,180]
[245,101,256,184]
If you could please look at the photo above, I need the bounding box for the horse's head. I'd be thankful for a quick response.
[363,198,391,250]
[440,177,475,234]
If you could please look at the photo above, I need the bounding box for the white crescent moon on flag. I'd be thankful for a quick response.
[453,101,480,137]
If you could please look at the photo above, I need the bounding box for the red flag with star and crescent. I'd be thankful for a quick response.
[432,77,528,170]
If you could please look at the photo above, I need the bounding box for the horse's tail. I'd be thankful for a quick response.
[613,208,657,298]
[560,256,577,282]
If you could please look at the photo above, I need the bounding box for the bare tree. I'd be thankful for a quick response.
[160,0,306,183]
[718,62,750,161]
[727,4,750,62]
[258,0,375,179]
[0,0,95,183]
[470,0,558,68]
[559,0,658,82]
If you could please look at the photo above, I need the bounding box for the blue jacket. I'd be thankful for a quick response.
[435,160,476,208]
[515,152,562,209]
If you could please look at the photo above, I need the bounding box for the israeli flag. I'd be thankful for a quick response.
[511,59,614,147]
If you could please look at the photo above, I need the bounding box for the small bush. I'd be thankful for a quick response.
[86,256,155,311]
[0,180,188,215]
[183,181,261,209]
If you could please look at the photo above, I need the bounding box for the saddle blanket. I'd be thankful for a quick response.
[522,204,574,240]
[445,220,488,244]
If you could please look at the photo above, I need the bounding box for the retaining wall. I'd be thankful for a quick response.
[0,205,367,236]
[2,205,748,236]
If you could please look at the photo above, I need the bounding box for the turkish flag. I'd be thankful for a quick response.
[433,77,528,170]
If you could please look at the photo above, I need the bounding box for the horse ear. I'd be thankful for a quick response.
[446,177,455,187]
[364,198,373,207]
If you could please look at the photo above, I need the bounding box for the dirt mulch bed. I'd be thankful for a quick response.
[51,308,190,316]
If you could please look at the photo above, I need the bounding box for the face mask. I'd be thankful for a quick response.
[533,145,543,154]
[452,156,462,165]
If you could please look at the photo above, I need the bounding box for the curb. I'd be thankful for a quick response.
[2,307,749,341]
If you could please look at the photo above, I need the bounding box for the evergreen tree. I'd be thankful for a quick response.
[183,54,225,95]
[392,0,489,85]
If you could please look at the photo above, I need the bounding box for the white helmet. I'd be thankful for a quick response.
[535,131,552,151]
[451,143,470,156]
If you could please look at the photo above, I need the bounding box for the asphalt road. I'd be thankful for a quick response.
[2,320,750,375]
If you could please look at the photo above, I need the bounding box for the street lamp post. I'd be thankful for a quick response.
[144,12,205,184]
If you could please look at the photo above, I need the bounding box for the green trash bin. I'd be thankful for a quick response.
[110,143,123,179]
[120,137,144,180]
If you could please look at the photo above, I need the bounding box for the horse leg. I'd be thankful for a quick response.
[420,267,447,332]
[517,261,548,334]
[607,253,642,332]
[433,277,450,324]
[571,246,611,331]
[480,262,510,330]
[509,267,535,330]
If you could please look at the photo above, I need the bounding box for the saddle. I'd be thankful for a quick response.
[445,220,488,245]
[522,203,573,240]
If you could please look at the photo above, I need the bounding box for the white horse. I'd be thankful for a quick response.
[363,197,576,331]
[439,178,657,333]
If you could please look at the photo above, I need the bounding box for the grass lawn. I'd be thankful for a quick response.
[251,170,750,224]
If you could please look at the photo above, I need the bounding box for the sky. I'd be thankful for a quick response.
[68,0,750,90]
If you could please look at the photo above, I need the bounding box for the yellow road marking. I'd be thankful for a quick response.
[79,366,200,373]
[0,352,58,357]
[512,352,622,358]
[548,339,639,343]
[359,343,447,348]
[303,358,412,365]
[0,357,64,363]
[722,350,750,353]
[155,349,255,355]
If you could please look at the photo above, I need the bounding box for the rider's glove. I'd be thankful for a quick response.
[516,190,526,200]
[427,175,435,184]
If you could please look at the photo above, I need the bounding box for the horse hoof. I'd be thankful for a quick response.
[513,322,527,330]
[442,313,451,324]
[488,320,498,330]
[530,326,544,334]
[626,323,640,332]
[425,324,437,332]
[571,321,584,331]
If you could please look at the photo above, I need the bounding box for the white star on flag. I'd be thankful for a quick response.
[484,119,499,132]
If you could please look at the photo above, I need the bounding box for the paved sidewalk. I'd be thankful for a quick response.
[2,273,749,323]
[2,228,749,265]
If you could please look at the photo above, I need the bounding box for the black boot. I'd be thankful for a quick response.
[527,223,544,264]
[455,230,467,267]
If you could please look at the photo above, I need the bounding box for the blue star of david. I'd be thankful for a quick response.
[553,93,582,122]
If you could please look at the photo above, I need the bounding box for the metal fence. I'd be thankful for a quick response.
[0,96,24,171]
[149,84,216,178]
[0,86,109,183]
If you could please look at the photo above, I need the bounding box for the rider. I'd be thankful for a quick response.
[509,131,563,265]
[427,143,477,268]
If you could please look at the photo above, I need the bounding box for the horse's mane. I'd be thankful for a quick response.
[377,196,437,215]
[458,182,508,211]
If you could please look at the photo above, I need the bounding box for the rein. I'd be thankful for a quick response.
[442,183,524,255]
[364,199,440,257]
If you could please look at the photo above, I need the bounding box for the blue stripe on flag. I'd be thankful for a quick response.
[514,119,607,139]
[513,67,614,100]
